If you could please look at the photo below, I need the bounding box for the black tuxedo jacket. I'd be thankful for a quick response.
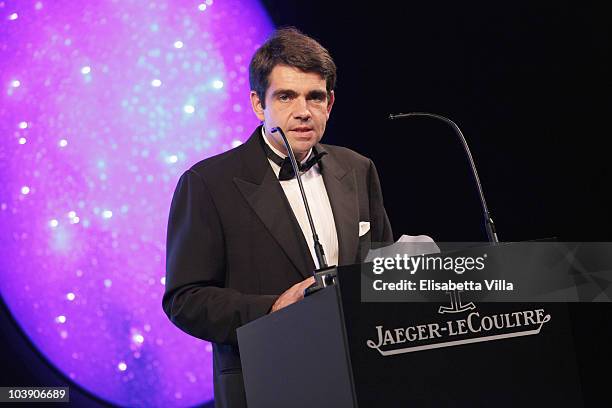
[163,126,392,407]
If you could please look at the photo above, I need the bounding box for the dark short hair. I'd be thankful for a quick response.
[249,27,337,108]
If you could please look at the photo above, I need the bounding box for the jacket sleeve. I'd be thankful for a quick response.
[162,169,278,346]
[367,159,394,244]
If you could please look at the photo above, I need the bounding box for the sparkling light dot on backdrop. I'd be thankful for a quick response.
[0,0,272,406]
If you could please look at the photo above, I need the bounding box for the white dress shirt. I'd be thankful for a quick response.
[262,129,339,268]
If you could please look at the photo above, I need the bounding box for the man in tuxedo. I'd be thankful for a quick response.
[163,28,393,407]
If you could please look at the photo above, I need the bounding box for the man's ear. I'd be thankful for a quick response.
[250,91,265,121]
[326,90,335,118]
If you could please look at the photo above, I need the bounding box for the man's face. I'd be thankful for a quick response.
[250,64,335,161]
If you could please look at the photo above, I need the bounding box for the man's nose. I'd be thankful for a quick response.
[293,97,312,121]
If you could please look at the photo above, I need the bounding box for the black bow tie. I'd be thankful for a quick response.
[262,139,327,181]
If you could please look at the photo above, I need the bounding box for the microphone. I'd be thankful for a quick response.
[388,112,499,244]
[270,127,336,295]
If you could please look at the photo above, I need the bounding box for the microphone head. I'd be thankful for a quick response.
[388,112,413,120]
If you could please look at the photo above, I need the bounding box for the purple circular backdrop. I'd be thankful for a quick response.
[0,0,272,406]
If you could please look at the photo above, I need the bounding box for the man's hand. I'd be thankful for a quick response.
[270,277,315,313]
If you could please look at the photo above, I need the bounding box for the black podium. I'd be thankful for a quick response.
[237,263,583,408]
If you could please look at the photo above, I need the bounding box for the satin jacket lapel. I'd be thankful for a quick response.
[233,128,315,280]
[317,144,360,266]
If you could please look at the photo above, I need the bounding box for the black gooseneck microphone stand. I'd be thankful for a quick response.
[388,112,499,244]
[270,127,337,296]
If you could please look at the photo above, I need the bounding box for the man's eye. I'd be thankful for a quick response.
[278,94,290,102]
[309,94,326,103]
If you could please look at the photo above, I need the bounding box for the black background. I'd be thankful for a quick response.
[1,1,610,406]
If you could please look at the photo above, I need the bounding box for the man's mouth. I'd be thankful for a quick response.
[290,127,313,133]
